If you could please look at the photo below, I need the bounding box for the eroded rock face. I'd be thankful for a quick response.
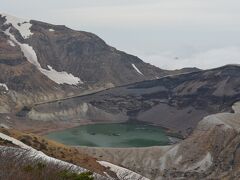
[159,102,240,179]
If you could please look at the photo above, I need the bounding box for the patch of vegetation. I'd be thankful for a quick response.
[0,148,95,180]
[23,163,94,180]
[58,170,94,180]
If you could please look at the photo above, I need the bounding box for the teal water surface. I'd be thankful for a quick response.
[46,123,170,147]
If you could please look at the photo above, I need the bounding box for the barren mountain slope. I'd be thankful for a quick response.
[29,65,240,135]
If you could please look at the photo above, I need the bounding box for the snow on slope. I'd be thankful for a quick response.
[0,83,9,91]
[3,24,82,85]
[42,65,82,85]
[98,161,149,180]
[1,12,33,39]
[0,132,35,150]
[0,146,110,179]
[233,102,240,113]
[7,40,15,47]
[0,132,97,176]
[132,64,144,75]
[0,132,147,179]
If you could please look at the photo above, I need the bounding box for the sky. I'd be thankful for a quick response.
[1,0,240,70]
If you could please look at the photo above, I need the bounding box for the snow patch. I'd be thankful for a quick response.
[42,65,82,85]
[0,133,87,173]
[0,124,9,129]
[4,28,82,85]
[49,29,55,32]
[232,102,240,114]
[7,40,15,47]
[5,28,39,67]
[1,13,33,39]
[98,161,149,180]
[0,132,34,150]
[0,83,9,91]
[0,132,127,179]
[132,64,144,75]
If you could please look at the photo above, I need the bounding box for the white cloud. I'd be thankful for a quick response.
[137,47,240,70]
[53,0,240,28]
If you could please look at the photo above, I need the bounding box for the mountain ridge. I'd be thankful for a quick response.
[0,12,198,113]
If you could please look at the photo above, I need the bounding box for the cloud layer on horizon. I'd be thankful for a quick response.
[136,47,240,70]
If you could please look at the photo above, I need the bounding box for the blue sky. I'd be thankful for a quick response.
[2,0,240,69]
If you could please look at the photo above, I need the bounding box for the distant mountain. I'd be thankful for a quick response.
[28,65,240,136]
[0,13,197,113]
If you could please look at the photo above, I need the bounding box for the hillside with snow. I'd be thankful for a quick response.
[0,11,240,180]
[0,129,149,180]
[0,12,197,115]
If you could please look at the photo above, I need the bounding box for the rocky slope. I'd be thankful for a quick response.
[28,65,240,136]
[0,12,196,113]
[78,102,240,179]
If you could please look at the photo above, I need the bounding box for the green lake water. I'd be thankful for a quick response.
[45,123,170,147]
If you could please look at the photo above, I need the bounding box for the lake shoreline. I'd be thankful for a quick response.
[45,122,183,148]
[25,119,127,136]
